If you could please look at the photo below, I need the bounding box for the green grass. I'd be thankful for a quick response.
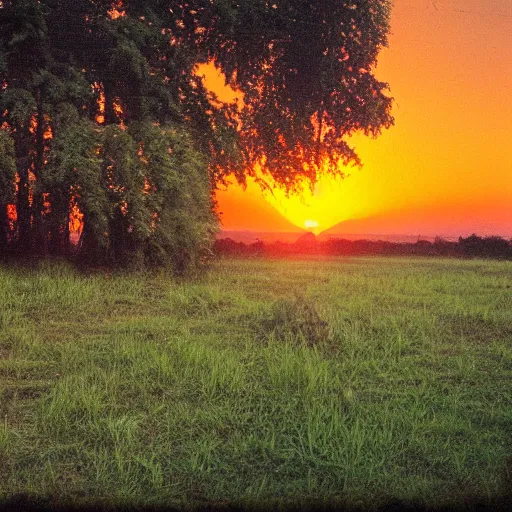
[0,256,511,509]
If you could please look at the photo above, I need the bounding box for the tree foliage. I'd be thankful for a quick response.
[0,0,393,270]
[180,0,394,186]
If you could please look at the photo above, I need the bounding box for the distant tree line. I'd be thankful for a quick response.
[214,234,512,260]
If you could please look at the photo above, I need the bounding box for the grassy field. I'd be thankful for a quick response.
[0,256,511,510]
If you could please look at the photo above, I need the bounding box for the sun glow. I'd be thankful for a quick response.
[259,172,373,233]
[304,220,319,230]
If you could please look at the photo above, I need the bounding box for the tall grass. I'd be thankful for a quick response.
[0,257,511,508]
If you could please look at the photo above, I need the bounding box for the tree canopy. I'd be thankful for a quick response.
[0,0,393,270]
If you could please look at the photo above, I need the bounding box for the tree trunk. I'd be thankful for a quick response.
[33,88,47,255]
[78,215,104,265]
[63,188,71,255]
[0,204,8,258]
[47,189,68,256]
[14,127,32,253]
[103,80,117,125]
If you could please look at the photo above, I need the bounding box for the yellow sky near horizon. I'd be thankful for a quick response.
[203,0,512,236]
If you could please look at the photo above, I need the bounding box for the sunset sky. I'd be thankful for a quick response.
[201,0,512,238]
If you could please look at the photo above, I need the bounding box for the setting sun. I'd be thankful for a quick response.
[304,220,319,230]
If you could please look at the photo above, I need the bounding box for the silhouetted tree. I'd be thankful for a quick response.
[0,0,394,270]
[459,234,511,259]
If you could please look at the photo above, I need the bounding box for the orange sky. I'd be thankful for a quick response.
[201,0,512,237]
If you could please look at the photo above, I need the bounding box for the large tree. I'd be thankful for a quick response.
[0,0,393,270]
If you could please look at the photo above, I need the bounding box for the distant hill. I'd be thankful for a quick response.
[217,187,305,235]
[217,203,512,244]
[318,231,435,243]
[216,230,305,244]
[296,232,318,244]
[319,206,512,241]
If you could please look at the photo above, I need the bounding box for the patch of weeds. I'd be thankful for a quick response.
[169,286,238,317]
[0,310,24,330]
[251,296,329,346]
